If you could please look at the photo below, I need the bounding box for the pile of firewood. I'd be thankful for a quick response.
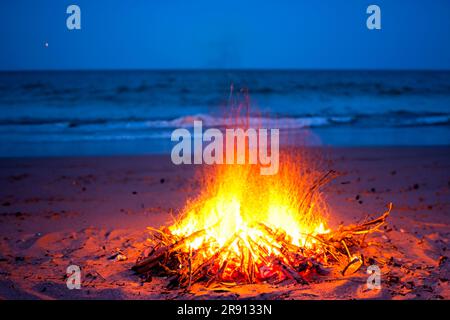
[132,204,392,289]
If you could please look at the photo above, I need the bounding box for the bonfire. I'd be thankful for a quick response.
[132,92,391,289]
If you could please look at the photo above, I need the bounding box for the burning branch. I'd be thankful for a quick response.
[132,203,392,288]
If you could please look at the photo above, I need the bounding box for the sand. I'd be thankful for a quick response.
[0,147,448,299]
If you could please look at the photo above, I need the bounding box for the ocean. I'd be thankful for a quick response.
[0,70,449,157]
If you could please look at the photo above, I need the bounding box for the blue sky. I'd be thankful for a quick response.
[1,0,449,70]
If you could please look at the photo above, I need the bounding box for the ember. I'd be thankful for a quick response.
[132,93,392,289]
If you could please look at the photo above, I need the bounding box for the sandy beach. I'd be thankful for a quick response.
[0,147,448,299]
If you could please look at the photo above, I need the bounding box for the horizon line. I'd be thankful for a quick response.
[1,67,450,73]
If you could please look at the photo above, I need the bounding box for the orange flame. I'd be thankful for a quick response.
[167,150,330,282]
[161,90,330,283]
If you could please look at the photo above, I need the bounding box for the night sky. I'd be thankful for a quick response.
[1,0,449,70]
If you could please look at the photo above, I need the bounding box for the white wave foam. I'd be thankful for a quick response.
[147,114,354,129]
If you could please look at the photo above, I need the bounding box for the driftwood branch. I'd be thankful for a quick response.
[132,203,392,288]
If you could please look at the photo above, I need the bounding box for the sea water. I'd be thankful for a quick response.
[0,70,449,157]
